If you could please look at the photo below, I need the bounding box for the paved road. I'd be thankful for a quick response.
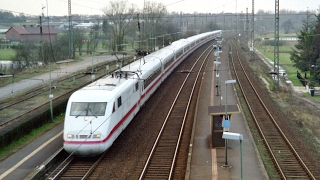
[0,55,118,99]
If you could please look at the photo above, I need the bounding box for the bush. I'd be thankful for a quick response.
[263,40,287,46]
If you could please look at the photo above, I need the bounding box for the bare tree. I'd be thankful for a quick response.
[73,28,87,56]
[102,0,137,52]
[142,1,168,50]
[282,19,294,34]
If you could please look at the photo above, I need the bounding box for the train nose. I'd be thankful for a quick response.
[64,143,102,156]
[64,131,104,156]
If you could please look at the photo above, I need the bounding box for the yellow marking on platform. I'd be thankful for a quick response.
[212,148,218,179]
[211,62,218,179]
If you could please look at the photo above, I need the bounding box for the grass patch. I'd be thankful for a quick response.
[0,25,9,29]
[0,114,64,161]
[303,92,320,101]
[0,48,15,60]
[255,45,301,86]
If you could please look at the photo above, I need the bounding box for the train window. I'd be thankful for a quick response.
[144,67,161,88]
[135,82,139,91]
[117,97,122,107]
[70,102,107,116]
[112,102,115,113]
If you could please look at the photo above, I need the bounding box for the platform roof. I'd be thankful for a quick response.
[208,104,240,115]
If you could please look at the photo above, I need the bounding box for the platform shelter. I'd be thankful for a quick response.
[208,104,240,147]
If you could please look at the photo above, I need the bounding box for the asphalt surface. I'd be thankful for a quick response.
[0,55,118,99]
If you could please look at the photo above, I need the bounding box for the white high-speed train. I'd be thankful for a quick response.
[63,30,222,156]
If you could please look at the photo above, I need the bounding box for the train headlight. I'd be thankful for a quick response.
[84,116,89,121]
[67,134,74,138]
[92,134,101,138]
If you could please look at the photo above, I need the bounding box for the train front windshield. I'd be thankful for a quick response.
[70,102,107,117]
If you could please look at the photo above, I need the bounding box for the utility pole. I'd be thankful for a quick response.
[246,8,249,41]
[273,0,280,90]
[223,5,226,31]
[39,15,43,63]
[68,0,73,59]
[194,13,196,31]
[236,0,238,39]
[137,13,141,51]
[180,12,183,32]
[250,0,255,61]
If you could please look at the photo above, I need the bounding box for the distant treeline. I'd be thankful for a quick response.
[0,11,27,23]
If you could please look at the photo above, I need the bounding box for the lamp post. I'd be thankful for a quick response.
[225,79,236,119]
[0,74,14,93]
[223,79,236,167]
[49,62,53,122]
[157,36,164,48]
[116,43,129,69]
[49,60,72,122]
[164,34,171,47]
[176,32,181,40]
[149,37,156,51]
[56,59,74,74]
[222,132,243,180]
[214,61,221,104]
[133,40,141,50]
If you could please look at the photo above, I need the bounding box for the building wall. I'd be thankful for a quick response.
[5,29,21,42]
[5,28,57,42]
[20,34,57,41]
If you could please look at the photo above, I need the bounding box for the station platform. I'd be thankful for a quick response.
[185,47,268,179]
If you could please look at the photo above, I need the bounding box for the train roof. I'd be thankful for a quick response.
[69,88,114,102]
[76,30,221,93]
[83,74,134,91]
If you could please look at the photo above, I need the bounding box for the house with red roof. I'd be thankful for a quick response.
[5,25,58,42]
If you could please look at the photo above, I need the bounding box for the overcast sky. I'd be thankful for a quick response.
[0,0,319,16]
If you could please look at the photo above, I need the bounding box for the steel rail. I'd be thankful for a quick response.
[229,40,316,179]
[139,44,214,180]
[0,60,124,127]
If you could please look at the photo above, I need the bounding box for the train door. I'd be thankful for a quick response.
[139,79,144,107]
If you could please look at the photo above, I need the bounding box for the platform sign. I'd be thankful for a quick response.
[222,118,231,128]
[222,116,231,132]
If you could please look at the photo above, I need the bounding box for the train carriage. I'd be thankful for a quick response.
[63,30,222,156]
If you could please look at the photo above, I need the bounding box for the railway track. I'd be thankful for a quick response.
[229,40,320,179]
[45,151,105,179]
[137,44,213,179]
[39,41,215,180]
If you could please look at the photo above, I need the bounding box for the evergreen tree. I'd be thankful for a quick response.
[312,13,320,64]
[290,11,315,75]
[311,13,320,84]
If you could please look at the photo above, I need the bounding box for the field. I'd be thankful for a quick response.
[255,44,302,86]
[0,48,15,60]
